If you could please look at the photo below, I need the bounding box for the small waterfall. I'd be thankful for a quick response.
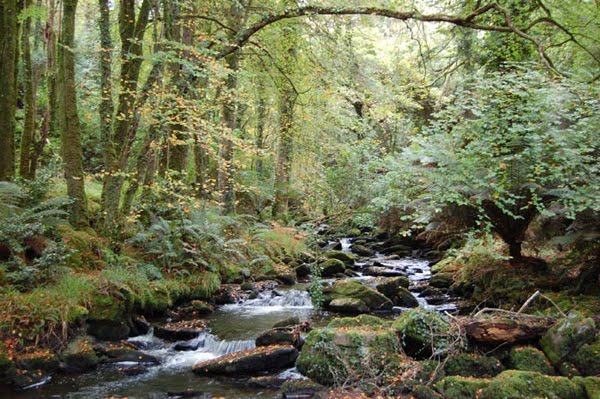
[227,289,313,308]
[202,333,255,355]
[340,238,352,252]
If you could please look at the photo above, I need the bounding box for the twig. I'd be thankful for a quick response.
[517,290,540,314]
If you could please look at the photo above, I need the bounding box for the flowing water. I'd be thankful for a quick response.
[8,237,458,398]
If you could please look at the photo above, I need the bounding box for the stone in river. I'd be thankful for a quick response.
[192,345,299,376]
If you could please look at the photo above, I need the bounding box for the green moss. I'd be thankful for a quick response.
[574,376,600,399]
[508,346,554,375]
[323,279,392,311]
[328,314,390,329]
[57,224,104,269]
[392,309,454,359]
[323,250,356,265]
[435,376,490,399]
[444,353,504,378]
[572,338,600,377]
[320,258,346,277]
[479,370,586,399]
[540,312,596,365]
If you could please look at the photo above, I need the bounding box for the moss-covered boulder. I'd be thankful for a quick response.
[328,298,369,313]
[296,319,400,386]
[393,286,419,308]
[320,258,346,277]
[392,309,453,359]
[444,353,504,378]
[192,345,298,376]
[323,279,393,312]
[435,376,490,399]
[14,349,59,372]
[540,313,596,365]
[429,272,454,289]
[508,346,554,375]
[574,376,600,399]
[323,250,356,266]
[351,244,374,257]
[392,359,445,394]
[61,336,99,373]
[372,276,410,297]
[280,379,325,398]
[328,314,390,329]
[572,338,600,377]
[479,370,586,399]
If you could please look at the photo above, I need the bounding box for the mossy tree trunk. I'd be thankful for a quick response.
[19,0,36,179]
[254,78,267,177]
[97,0,114,186]
[0,0,18,181]
[57,0,88,225]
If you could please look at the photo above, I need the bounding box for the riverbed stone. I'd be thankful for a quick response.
[540,312,596,365]
[328,298,369,313]
[392,308,452,359]
[392,286,419,308]
[372,276,410,297]
[429,272,454,288]
[380,244,412,256]
[60,336,99,373]
[192,345,298,375]
[100,346,160,365]
[256,327,301,348]
[155,319,206,341]
[362,266,407,277]
[508,346,554,375]
[320,258,346,277]
[295,264,311,277]
[323,250,356,266]
[323,279,393,312]
[280,379,326,398]
[351,244,374,257]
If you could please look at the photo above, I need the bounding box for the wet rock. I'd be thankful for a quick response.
[118,364,149,376]
[421,286,445,297]
[167,389,205,398]
[276,270,297,286]
[295,264,311,278]
[256,327,301,348]
[87,319,130,341]
[241,281,254,291]
[320,258,346,277]
[131,315,152,336]
[296,318,400,386]
[351,244,374,257]
[9,369,52,390]
[328,298,369,313]
[465,316,555,345]
[508,346,554,375]
[168,301,214,322]
[173,341,201,351]
[14,349,59,373]
[281,379,325,398]
[248,375,287,388]
[155,319,206,341]
[99,345,160,365]
[380,244,412,256]
[372,276,410,298]
[60,336,99,373]
[326,242,343,251]
[323,279,393,312]
[429,272,454,289]
[479,370,585,399]
[392,309,452,359]
[192,345,298,376]
[362,266,407,277]
[540,312,596,365]
[444,353,504,378]
[323,250,356,266]
[392,287,419,308]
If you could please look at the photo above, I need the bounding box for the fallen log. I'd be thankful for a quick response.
[463,316,555,345]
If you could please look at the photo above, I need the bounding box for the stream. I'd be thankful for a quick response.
[7,237,458,399]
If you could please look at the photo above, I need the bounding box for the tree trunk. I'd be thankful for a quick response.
[57,0,88,225]
[255,80,267,176]
[98,0,114,184]
[19,0,35,179]
[0,0,18,181]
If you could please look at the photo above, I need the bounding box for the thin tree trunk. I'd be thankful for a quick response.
[272,83,296,217]
[20,0,35,179]
[57,0,88,225]
[255,79,266,176]
[98,0,114,188]
[0,0,18,181]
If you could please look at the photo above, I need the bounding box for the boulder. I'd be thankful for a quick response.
[429,272,454,289]
[540,313,596,365]
[465,316,555,345]
[435,375,491,399]
[320,259,346,277]
[100,347,160,365]
[323,250,356,266]
[60,336,99,373]
[574,376,600,399]
[14,349,59,373]
[273,316,301,328]
[572,338,600,376]
[372,276,410,298]
[508,346,554,375]
[296,319,400,386]
[255,328,301,348]
[380,244,412,256]
[392,309,452,359]
[155,319,206,341]
[351,244,374,257]
[192,345,298,376]
[362,266,407,277]
[87,319,130,341]
[392,287,419,308]
[444,353,504,378]
[323,279,393,312]
[295,264,311,278]
[328,314,390,329]
[328,298,369,314]
[280,379,325,399]
[479,370,586,399]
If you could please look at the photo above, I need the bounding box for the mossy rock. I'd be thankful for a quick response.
[328,314,390,329]
[412,385,444,399]
[435,375,490,399]
[572,338,600,377]
[296,324,400,386]
[393,286,419,308]
[320,258,346,277]
[372,276,410,298]
[323,250,356,266]
[57,224,104,269]
[323,279,393,311]
[392,309,452,359]
[508,346,554,375]
[392,360,445,393]
[280,379,325,397]
[444,353,504,378]
[14,349,59,372]
[351,244,374,257]
[61,336,99,373]
[429,272,454,289]
[540,312,596,365]
[574,376,600,399]
[479,370,586,399]
[328,298,369,313]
